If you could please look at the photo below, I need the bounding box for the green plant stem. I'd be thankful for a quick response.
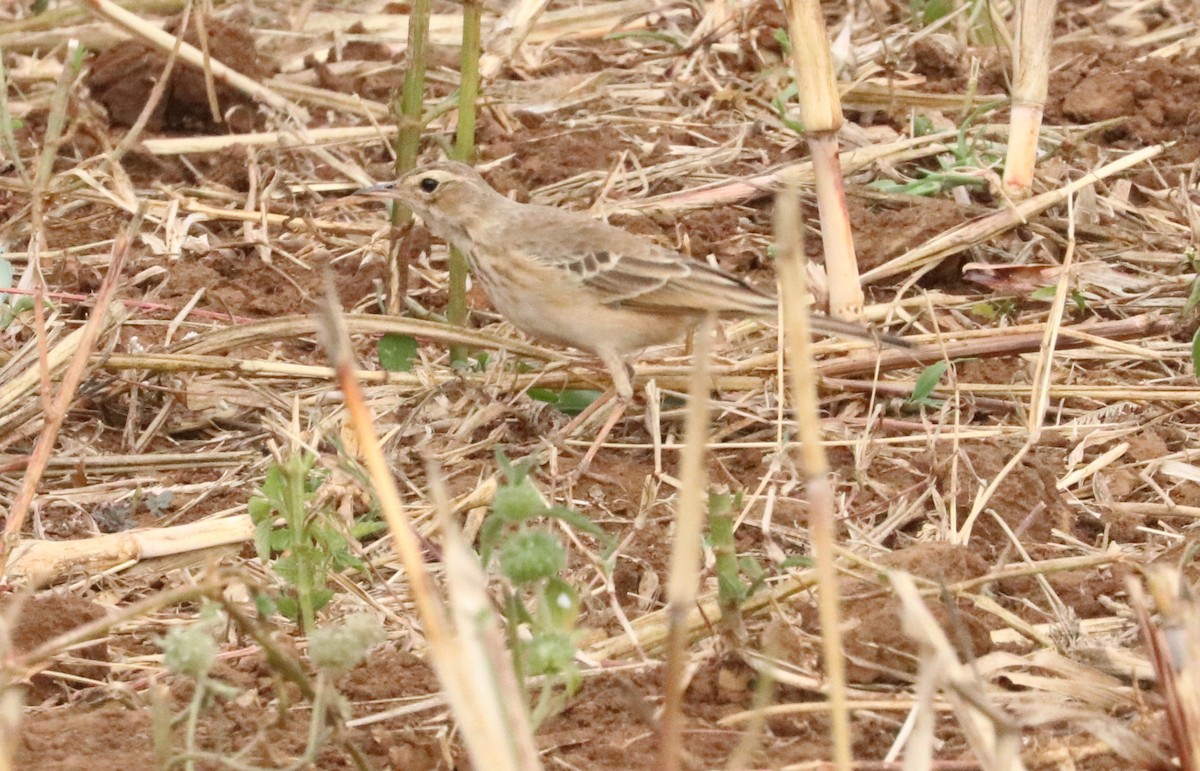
[710,508,744,638]
[448,0,483,363]
[386,0,431,314]
[181,675,208,771]
[284,455,316,635]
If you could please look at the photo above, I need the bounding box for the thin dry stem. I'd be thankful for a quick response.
[776,180,851,769]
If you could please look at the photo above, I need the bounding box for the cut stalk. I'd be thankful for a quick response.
[449,0,483,363]
[387,0,431,314]
[1002,0,1058,198]
[784,0,863,321]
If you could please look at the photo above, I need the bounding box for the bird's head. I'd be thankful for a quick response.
[357,161,504,239]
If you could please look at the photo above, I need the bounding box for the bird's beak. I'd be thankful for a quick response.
[355,181,398,196]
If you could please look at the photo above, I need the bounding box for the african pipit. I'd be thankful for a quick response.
[365,161,904,399]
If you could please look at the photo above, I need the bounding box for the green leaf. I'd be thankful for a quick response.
[276,596,299,620]
[1030,285,1058,301]
[350,520,387,539]
[254,593,277,617]
[527,388,603,416]
[1183,276,1200,315]
[970,301,998,320]
[248,496,272,524]
[908,360,950,404]
[269,530,292,553]
[542,505,610,546]
[260,465,286,506]
[772,28,792,55]
[273,554,298,583]
[0,259,13,289]
[541,577,580,630]
[253,517,274,563]
[377,334,418,372]
[311,588,335,612]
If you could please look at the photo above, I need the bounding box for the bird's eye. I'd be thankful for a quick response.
[419,177,439,193]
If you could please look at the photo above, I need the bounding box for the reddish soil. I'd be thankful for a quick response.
[3,0,1197,768]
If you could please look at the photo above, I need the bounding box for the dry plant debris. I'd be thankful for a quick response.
[1,0,1200,767]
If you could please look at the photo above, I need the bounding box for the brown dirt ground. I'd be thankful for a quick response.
[3,0,1199,768]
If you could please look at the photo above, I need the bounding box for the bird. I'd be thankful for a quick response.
[361,160,905,401]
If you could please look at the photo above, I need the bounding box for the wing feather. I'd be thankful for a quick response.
[501,209,775,315]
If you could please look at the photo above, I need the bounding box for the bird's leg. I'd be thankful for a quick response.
[573,397,628,475]
[565,350,635,476]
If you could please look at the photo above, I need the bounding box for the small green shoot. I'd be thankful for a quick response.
[526,388,604,416]
[1031,285,1091,315]
[970,298,1017,321]
[1183,274,1200,316]
[912,0,955,24]
[870,104,1006,198]
[249,452,381,634]
[779,554,815,570]
[907,360,950,408]
[377,333,419,372]
[709,492,761,639]
[0,258,34,330]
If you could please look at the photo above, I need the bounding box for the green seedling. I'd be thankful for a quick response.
[0,258,35,330]
[526,388,604,416]
[479,451,612,727]
[249,452,381,634]
[709,492,763,639]
[970,297,1017,321]
[154,607,383,770]
[1030,284,1091,315]
[377,333,419,372]
[870,104,1006,198]
[906,360,951,408]
[910,0,1000,43]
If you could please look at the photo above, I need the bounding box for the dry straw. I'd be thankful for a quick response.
[783,0,863,321]
[1002,0,1059,197]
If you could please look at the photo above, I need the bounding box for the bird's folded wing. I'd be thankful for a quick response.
[516,218,775,314]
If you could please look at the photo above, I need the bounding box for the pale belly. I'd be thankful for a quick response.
[483,274,694,357]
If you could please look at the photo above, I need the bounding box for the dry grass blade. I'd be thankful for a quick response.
[861,143,1165,283]
[891,572,1026,771]
[428,463,543,771]
[314,279,539,771]
[1130,569,1200,771]
[784,0,862,321]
